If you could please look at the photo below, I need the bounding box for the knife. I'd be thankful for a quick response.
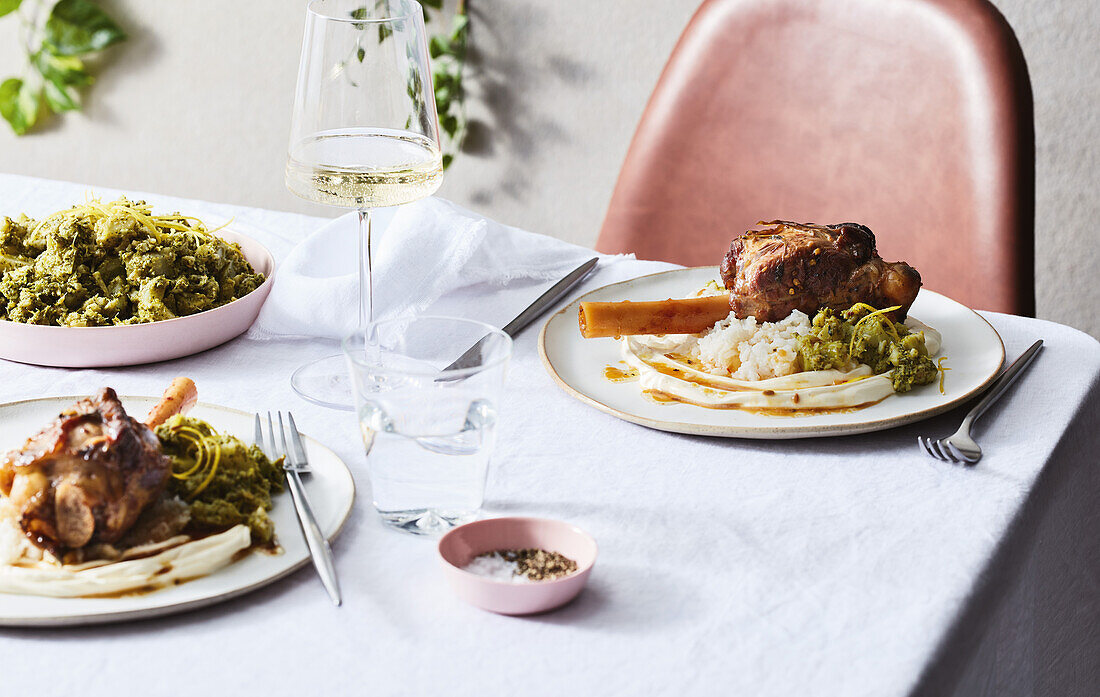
[443,257,599,373]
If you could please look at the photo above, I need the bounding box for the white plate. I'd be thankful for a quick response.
[539,267,1005,439]
[0,230,274,368]
[0,396,355,626]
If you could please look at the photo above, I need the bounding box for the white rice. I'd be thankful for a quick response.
[694,310,812,380]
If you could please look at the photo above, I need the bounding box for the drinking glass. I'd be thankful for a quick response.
[344,317,512,535]
[286,0,442,409]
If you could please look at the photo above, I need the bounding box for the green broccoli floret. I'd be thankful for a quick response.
[797,304,940,393]
[156,416,285,545]
[0,198,264,326]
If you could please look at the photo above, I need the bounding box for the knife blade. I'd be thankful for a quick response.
[442,257,599,373]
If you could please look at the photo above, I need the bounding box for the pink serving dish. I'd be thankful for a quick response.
[0,230,274,368]
[438,516,598,616]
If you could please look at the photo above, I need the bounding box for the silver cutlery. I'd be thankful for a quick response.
[255,411,342,605]
[918,339,1043,464]
[442,257,599,373]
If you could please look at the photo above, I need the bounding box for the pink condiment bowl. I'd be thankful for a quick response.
[438,517,598,616]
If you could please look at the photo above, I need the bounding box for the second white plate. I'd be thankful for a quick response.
[539,267,1005,439]
[0,396,355,626]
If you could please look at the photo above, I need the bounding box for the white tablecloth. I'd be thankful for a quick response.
[1,174,1097,697]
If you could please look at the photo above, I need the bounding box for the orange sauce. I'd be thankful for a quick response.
[645,356,759,392]
[604,365,638,382]
[642,390,677,404]
[80,584,163,599]
[641,388,886,416]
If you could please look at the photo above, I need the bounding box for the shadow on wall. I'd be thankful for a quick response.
[83,1,159,126]
[462,3,596,205]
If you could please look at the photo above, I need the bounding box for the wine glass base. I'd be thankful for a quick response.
[290,355,356,411]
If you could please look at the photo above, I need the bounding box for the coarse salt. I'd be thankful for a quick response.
[461,552,534,583]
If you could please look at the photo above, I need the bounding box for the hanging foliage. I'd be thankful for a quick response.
[0,0,126,135]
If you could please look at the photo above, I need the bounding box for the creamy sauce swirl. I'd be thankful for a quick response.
[615,318,941,414]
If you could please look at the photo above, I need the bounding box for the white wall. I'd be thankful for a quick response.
[0,0,1096,338]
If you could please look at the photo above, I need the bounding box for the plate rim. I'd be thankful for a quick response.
[538,267,1006,439]
[0,395,356,627]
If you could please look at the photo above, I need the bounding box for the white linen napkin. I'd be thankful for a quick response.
[250,197,626,340]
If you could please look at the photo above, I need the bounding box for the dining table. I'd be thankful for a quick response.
[0,172,1097,697]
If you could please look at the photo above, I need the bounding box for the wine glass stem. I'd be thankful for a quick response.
[357,207,373,328]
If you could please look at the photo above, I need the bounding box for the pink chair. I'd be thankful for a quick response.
[597,0,1034,315]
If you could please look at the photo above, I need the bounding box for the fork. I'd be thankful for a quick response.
[918,339,1043,465]
[255,411,342,606]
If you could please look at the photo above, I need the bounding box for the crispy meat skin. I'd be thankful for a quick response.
[0,388,170,554]
[720,221,922,321]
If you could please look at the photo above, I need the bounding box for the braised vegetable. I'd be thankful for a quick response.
[155,416,284,544]
[0,197,264,326]
[798,303,938,392]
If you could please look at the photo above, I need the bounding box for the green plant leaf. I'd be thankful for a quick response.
[433,71,453,91]
[45,0,127,56]
[0,0,22,19]
[422,0,443,8]
[350,6,367,29]
[435,85,452,107]
[444,70,463,97]
[43,78,80,112]
[356,46,365,62]
[442,153,453,169]
[0,78,41,135]
[429,35,447,59]
[441,114,458,138]
[377,23,392,43]
[33,51,93,86]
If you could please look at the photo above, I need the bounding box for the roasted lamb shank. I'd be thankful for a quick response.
[720,221,922,322]
[0,388,172,554]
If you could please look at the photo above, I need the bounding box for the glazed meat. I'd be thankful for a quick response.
[0,389,171,554]
[720,221,922,322]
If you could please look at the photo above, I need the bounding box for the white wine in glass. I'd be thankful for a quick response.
[286,0,443,409]
[286,128,443,209]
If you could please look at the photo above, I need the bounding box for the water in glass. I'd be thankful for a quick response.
[345,316,511,535]
[360,393,496,533]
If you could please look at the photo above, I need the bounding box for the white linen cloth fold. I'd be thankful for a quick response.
[251,197,639,340]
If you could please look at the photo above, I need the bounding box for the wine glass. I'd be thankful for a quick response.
[285,0,443,409]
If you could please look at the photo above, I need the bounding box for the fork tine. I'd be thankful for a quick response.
[286,412,309,465]
[942,440,964,463]
[933,439,959,463]
[930,438,947,460]
[945,441,976,464]
[277,412,291,461]
[264,412,278,460]
[253,413,263,449]
[929,438,948,461]
[918,436,941,460]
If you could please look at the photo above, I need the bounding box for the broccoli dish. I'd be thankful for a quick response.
[0,197,265,327]
[797,304,940,392]
[155,415,285,545]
